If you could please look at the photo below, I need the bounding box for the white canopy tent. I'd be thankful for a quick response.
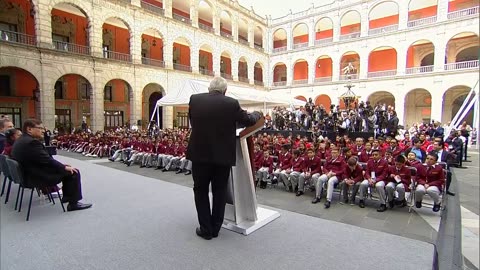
[150,80,306,126]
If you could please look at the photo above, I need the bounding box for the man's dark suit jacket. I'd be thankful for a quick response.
[11,134,65,186]
[0,133,6,154]
[186,92,260,166]
[387,116,399,135]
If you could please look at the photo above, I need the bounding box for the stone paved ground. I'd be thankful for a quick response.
[60,150,440,244]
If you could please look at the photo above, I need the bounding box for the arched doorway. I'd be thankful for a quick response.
[404,88,432,125]
[103,79,133,129]
[442,85,474,125]
[142,83,164,128]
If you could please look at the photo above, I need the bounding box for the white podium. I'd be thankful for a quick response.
[223,118,280,235]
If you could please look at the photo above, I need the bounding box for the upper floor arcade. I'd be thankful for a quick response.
[0,0,267,86]
[270,0,479,54]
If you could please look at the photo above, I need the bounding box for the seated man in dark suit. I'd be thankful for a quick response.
[11,119,92,212]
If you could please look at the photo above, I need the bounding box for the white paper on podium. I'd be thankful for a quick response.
[236,128,246,136]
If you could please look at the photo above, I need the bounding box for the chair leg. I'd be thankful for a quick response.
[26,189,34,221]
[18,187,24,212]
[4,180,12,204]
[49,193,55,205]
[46,192,52,203]
[57,190,65,212]
[1,175,7,196]
[36,188,41,197]
[14,185,21,210]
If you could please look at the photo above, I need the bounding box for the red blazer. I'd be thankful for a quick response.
[365,159,388,182]
[386,165,412,190]
[164,144,175,155]
[316,149,331,160]
[303,156,322,174]
[352,145,365,156]
[424,165,445,188]
[253,151,263,170]
[259,156,274,173]
[291,156,304,172]
[277,152,292,170]
[323,156,346,179]
[407,160,427,185]
[358,150,373,163]
[343,164,363,183]
[387,146,404,158]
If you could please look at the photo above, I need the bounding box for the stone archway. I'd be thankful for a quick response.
[142,83,165,128]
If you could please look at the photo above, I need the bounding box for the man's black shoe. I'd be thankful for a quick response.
[108,158,114,162]
[296,191,304,196]
[184,170,192,175]
[146,165,151,168]
[260,181,267,189]
[324,200,331,209]
[139,165,145,168]
[311,197,321,204]
[359,200,365,208]
[388,200,394,209]
[175,170,183,174]
[154,166,161,170]
[447,191,456,196]
[288,186,293,192]
[67,202,92,212]
[377,204,387,212]
[125,161,131,166]
[294,186,298,192]
[195,227,212,240]
[161,168,168,172]
[398,199,407,208]
[433,204,441,212]
[415,201,422,208]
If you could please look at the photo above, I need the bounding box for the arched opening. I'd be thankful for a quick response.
[405,89,432,125]
[367,46,397,77]
[408,0,438,27]
[254,62,264,86]
[220,10,232,39]
[238,18,249,45]
[293,59,308,85]
[53,74,93,133]
[340,10,361,40]
[340,51,360,80]
[368,1,399,35]
[141,28,164,67]
[448,0,480,17]
[102,17,131,62]
[51,3,90,54]
[445,32,479,70]
[198,0,213,32]
[295,96,307,102]
[199,44,213,76]
[254,26,264,50]
[0,67,39,127]
[103,79,133,129]
[368,91,395,108]
[238,57,248,83]
[0,0,36,45]
[220,51,232,80]
[272,28,287,52]
[406,39,435,73]
[315,55,333,82]
[314,17,333,44]
[172,0,191,24]
[314,94,332,112]
[442,85,475,125]
[292,23,309,49]
[173,37,191,72]
[273,63,287,86]
[142,83,164,129]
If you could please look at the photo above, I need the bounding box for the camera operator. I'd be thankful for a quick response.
[386,110,399,137]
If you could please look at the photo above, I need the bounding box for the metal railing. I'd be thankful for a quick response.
[173,63,192,72]
[221,73,233,80]
[314,37,333,46]
[407,16,437,28]
[314,76,332,83]
[367,70,397,78]
[447,6,479,19]
[198,22,214,33]
[254,44,264,51]
[444,60,479,70]
[141,1,165,16]
[368,24,398,35]
[339,74,359,81]
[292,79,308,85]
[199,68,214,76]
[173,13,191,25]
[0,30,35,46]
[220,31,233,39]
[272,81,287,87]
[272,46,287,53]
[339,32,360,40]
[239,38,249,45]
[103,50,131,62]
[53,41,90,55]
[238,76,249,83]
[293,42,308,49]
[254,80,264,86]
[405,65,434,74]
[142,57,165,68]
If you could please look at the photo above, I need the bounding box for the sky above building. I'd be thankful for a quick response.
[238,0,316,18]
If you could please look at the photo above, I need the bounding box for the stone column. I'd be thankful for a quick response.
[213,9,220,36]
[398,1,409,30]
[248,23,254,48]
[359,49,369,79]
[332,53,341,81]
[163,106,174,129]
[213,52,220,76]
[248,60,254,84]
[190,2,198,28]
[396,46,407,76]
[232,56,239,81]
[286,25,292,51]
[163,39,173,69]
[131,32,142,64]
[191,45,199,73]
[131,86,142,126]
[91,76,105,132]
[308,18,315,47]
[332,14,340,42]
[131,0,140,7]
[360,4,369,37]
[36,1,52,48]
[308,56,316,84]
[232,14,239,42]
[164,0,172,18]
[39,87,55,131]
[286,57,293,86]
[434,38,447,72]
[395,95,405,125]
[437,0,449,22]
[430,89,444,122]
[90,19,103,58]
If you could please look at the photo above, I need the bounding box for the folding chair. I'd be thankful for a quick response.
[5,158,65,221]
[407,166,417,213]
[0,154,14,203]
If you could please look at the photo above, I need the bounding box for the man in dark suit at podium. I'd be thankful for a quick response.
[187,77,262,240]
